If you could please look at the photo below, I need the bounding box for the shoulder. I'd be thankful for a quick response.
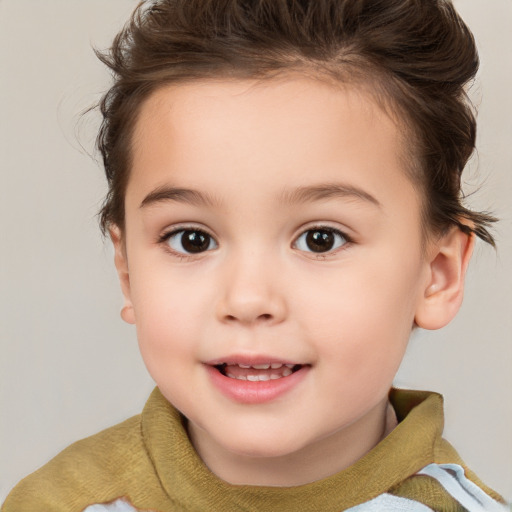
[2,414,155,512]
[386,388,507,510]
[386,463,509,512]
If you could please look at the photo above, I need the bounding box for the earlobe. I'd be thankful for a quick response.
[110,227,136,325]
[414,228,475,330]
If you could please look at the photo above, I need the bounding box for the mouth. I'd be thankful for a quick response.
[205,358,310,403]
[213,362,305,381]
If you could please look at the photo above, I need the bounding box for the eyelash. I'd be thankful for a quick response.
[158,225,352,259]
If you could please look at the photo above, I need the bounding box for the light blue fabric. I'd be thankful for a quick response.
[345,493,434,511]
[83,463,508,512]
[348,463,508,512]
[83,499,138,512]
[417,464,509,512]
[85,494,435,512]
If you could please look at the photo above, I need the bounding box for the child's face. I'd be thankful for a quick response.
[116,77,435,482]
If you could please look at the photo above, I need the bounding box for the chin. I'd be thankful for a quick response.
[217,428,312,459]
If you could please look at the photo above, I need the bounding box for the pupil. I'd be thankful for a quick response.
[306,230,334,253]
[182,231,209,253]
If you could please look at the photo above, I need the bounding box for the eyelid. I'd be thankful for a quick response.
[158,222,215,241]
[292,222,352,241]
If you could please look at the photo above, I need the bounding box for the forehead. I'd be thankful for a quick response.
[133,77,398,156]
[128,76,419,219]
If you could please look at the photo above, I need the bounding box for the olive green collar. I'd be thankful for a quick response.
[141,387,445,511]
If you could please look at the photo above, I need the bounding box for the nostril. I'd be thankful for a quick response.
[224,313,273,323]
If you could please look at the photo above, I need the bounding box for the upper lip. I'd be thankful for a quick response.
[204,355,305,367]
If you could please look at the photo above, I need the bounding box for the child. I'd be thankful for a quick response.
[2,0,509,510]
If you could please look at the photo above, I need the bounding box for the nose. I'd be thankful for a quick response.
[215,252,287,326]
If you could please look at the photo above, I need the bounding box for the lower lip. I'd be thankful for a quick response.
[205,365,309,404]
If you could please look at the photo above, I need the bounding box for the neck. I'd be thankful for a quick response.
[188,397,396,487]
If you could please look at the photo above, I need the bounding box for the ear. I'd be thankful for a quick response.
[110,227,136,325]
[414,228,475,330]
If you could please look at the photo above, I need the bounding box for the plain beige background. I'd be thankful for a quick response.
[1,0,511,504]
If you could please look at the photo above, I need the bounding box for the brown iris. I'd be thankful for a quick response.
[305,229,336,253]
[180,230,211,253]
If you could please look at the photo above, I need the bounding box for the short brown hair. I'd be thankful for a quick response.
[96,0,496,245]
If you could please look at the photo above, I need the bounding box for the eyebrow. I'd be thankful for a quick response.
[140,182,381,210]
[140,185,218,209]
[279,183,382,208]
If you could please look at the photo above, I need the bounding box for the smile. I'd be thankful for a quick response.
[206,360,309,404]
[215,363,303,381]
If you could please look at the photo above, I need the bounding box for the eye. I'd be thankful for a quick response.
[294,227,348,254]
[165,229,218,254]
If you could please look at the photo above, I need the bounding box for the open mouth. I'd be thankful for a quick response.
[214,362,304,381]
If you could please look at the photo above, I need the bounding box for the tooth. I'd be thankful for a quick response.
[252,363,270,370]
[227,372,247,380]
[270,363,282,369]
[285,364,294,368]
[270,374,281,380]
[258,374,271,381]
[238,364,251,369]
[282,367,292,377]
[247,375,259,382]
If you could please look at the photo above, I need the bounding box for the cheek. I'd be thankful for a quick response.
[295,251,424,370]
[128,266,211,363]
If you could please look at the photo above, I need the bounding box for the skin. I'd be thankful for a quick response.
[112,76,474,486]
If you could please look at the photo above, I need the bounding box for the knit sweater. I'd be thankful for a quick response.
[2,388,506,512]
